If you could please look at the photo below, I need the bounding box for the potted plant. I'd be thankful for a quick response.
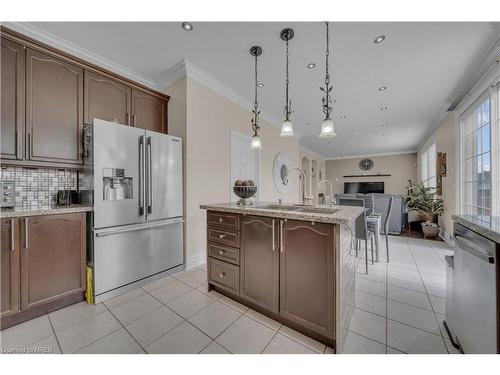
[405,180,444,238]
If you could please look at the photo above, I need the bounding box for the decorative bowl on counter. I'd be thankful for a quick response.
[233,185,257,205]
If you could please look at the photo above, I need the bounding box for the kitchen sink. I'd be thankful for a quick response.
[299,207,340,214]
[256,204,302,211]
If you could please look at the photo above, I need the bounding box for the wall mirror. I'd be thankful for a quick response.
[273,152,290,193]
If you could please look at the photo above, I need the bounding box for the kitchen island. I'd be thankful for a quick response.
[200,202,363,352]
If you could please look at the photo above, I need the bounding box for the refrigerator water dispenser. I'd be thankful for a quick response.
[103,168,133,200]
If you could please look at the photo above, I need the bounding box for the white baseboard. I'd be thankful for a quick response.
[185,252,206,270]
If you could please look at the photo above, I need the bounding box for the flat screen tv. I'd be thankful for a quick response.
[344,182,384,194]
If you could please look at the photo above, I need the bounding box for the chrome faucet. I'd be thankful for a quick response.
[290,168,313,205]
[318,179,334,206]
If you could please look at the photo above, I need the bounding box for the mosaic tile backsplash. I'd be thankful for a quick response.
[0,167,78,210]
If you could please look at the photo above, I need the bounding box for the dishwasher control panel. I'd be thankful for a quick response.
[1,180,15,208]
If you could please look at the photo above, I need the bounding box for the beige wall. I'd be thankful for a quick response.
[165,77,300,267]
[417,112,457,236]
[325,153,417,197]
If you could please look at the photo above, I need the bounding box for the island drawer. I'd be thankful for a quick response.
[207,227,240,248]
[207,211,240,231]
[208,257,240,295]
[208,242,240,265]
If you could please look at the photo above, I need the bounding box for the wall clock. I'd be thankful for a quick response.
[359,158,374,171]
[273,152,290,193]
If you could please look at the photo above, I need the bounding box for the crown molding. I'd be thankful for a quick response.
[416,102,450,151]
[325,150,417,161]
[158,59,303,140]
[3,22,157,89]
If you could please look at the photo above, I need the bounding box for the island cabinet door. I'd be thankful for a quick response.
[20,214,86,311]
[240,215,280,313]
[1,218,20,318]
[280,220,336,339]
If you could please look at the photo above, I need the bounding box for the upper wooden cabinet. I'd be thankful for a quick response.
[26,48,84,165]
[240,216,280,313]
[132,89,167,133]
[0,28,170,169]
[84,70,132,125]
[1,38,24,161]
[1,218,20,318]
[20,213,86,311]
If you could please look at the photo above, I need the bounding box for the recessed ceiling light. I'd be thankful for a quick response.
[340,115,347,119]
[257,83,264,87]
[374,35,386,44]
[381,123,388,127]
[181,22,193,31]
[348,129,355,133]
[382,134,388,137]
[380,106,388,111]
[307,63,316,69]
[378,86,387,92]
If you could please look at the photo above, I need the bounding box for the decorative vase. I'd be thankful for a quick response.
[421,221,440,239]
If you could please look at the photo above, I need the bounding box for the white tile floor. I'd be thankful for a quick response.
[0,235,458,354]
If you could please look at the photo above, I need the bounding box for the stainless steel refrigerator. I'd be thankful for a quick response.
[81,119,183,301]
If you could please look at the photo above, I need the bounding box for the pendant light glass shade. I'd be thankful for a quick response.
[280,120,295,137]
[251,134,262,149]
[318,118,336,138]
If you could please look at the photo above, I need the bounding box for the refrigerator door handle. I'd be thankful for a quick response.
[147,136,153,214]
[96,218,184,237]
[139,135,145,216]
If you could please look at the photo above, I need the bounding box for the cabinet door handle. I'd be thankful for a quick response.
[219,272,226,278]
[280,220,284,253]
[219,250,225,255]
[272,219,276,251]
[218,217,223,223]
[218,233,226,239]
[27,133,31,160]
[127,112,130,125]
[10,219,15,251]
[24,218,29,249]
[133,114,137,127]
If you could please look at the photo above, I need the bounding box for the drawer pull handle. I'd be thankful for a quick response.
[218,217,223,223]
[219,272,226,278]
[219,250,225,255]
[218,233,226,239]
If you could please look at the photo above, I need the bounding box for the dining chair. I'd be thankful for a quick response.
[337,198,374,274]
[372,195,394,262]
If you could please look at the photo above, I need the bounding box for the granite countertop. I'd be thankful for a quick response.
[452,214,500,243]
[200,201,364,225]
[1,204,93,219]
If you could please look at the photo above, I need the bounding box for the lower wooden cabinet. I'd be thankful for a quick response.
[206,211,342,347]
[240,216,279,313]
[1,218,20,318]
[0,213,86,326]
[280,220,335,339]
[20,213,86,310]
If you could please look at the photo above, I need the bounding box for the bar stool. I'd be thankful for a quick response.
[338,198,374,274]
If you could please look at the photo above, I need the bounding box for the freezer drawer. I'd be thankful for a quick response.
[93,218,183,296]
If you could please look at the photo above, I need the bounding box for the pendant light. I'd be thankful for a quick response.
[280,28,295,137]
[249,46,263,149]
[318,21,336,139]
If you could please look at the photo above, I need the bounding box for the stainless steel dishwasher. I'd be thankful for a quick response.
[453,223,498,353]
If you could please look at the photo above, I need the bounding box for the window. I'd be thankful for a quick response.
[421,143,436,188]
[459,96,492,215]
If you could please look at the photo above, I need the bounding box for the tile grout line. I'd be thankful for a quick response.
[46,314,63,354]
[405,238,450,353]
[101,302,148,354]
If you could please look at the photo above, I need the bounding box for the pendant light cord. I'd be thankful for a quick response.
[284,38,291,120]
[322,21,332,120]
[252,52,260,134]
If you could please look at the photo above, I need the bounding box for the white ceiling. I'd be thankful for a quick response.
[15,22,499,159]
